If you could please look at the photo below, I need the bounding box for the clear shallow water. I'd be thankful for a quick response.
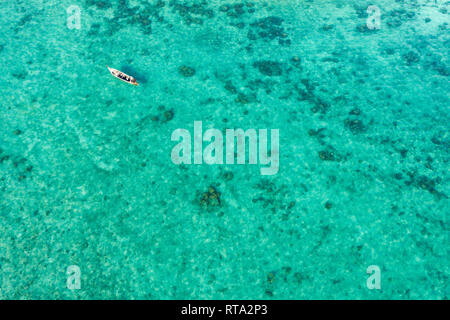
[0,0,448,299]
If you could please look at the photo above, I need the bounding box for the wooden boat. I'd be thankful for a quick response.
[107,66,138,86]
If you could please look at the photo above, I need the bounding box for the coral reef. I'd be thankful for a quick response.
[199,185,222,209]
[178,65,196,77]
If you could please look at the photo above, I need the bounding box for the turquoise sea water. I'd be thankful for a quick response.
[0,0,448,299]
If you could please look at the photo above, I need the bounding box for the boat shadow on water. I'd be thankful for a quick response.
[120,65,148,84]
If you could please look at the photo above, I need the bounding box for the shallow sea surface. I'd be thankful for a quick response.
[0,0,448,299]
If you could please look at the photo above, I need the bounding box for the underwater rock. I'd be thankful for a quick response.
[0,148,8,163]
[394,173,403,180]
[355,23,378,34]
[219,4,231,12]
[426,59,449,76]
[324,201,333,209]
[178,65,196,77]
[253,60,283,76]
[0,155,10,163]
[294,79,331,114]
[132,13,153,34]
[247,30,257,40]
[199,186,222,208]
[117,0,138,18]
[318,150,335,161]
[349,108,361,115]
[278,38,291,46]
[295,88,313,102]
[162,109,174,122]
[17,14,32,28]
[265,289,273,297]
[405,173,447,199]
[252,180,293,213]
[12,70,28,79]
[0,149,32,181]
[416,176,437,193]
[150,105,175,123]
[234,22,245,29]
[301,79,316,92]
[308,128,325,138]
[86,0,112,9]
[383,47,396,55]
[267,271,276,283]
[223,172,234,181]
[233,3,245,16]
[402,51,420,65]
[398,148,408,158]
[311,99,330,114]
[430,135,450,147]
[251,16,283,38]
[224,80,237,94]
[246,78,273,91]
[170,2,214,25]
[235,92,257,104]
[344,119,366,134]
[200,97,216,105]
[322,24,335,31]
[248,16,289,46]
[88,23,101,36]
[104,18,122,36]
[134,14,151,26]
[294,272,307,284]
[322,57,339,63]
[438,23,448,31]
[97,0,164,35]
[386,9,415,28]
[354,5,368,18]
[223,3,247,18]
[290,56,302,69]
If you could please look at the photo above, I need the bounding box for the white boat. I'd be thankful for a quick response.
[107,66,138,86]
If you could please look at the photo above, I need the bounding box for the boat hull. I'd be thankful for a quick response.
[107,66,139,86]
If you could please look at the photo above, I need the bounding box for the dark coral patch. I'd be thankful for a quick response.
[344,119,366,134]
[253,60,283,76]
[170,1,214,25]
[199,186,222,208]
[402,51,420,65]
[247,16,290,46]
[386,9,416,28]
[178,65,196,77]
[318,150,335,161]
